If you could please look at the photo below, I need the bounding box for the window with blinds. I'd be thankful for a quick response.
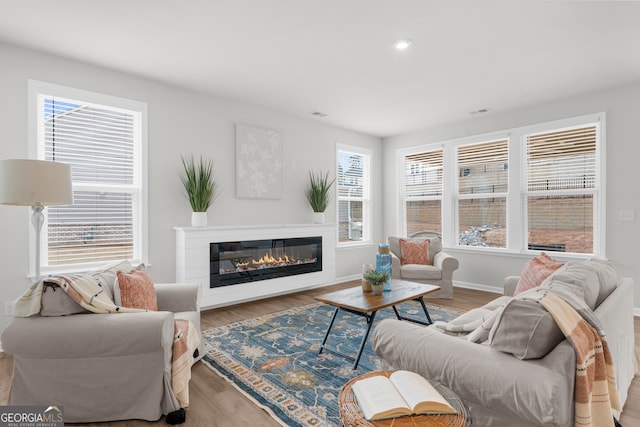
[402,149,443,236]
[34,83,146,269]
[395,113,603,256]
[525,125,598,254]
[337,146,370,244]
[456,139,508,248]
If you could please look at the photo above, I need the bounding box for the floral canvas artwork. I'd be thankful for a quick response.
[236,123,283,199]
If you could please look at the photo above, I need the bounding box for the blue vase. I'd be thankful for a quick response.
[376,243,392,292]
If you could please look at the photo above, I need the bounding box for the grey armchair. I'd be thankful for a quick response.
[2,276,203,423]
[387,235,459,299]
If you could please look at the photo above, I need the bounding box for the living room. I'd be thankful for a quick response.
[0,1,639,426]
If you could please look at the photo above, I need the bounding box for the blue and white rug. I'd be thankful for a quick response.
[201,300,461,427]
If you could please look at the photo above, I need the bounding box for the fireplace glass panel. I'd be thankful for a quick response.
[210,236,322,287]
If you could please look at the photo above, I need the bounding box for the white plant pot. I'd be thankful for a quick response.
[191,212,208,227]
[311,212,325,224]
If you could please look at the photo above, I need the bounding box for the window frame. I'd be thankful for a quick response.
[28,79,148,277]
[395,113,605,258]
[336,144,372,247]
[519,117,604,257]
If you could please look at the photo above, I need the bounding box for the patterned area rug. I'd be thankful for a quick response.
[201,300,462,427]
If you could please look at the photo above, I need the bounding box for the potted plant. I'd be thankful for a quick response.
[305,170,335,224]
[363,270,390,295]
[179,155,218,226]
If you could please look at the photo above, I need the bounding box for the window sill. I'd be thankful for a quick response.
[31,258,148,281]
[336,241,375,250]
[444,245,595,262]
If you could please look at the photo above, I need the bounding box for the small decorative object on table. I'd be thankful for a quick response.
[361,263,374,292]
[376,243,392,292]
[363,270,389,296]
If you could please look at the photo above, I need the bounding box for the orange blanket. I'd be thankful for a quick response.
[172,319,200,408]
[539,292,621,427]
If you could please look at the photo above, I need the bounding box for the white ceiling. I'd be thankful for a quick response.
[1,1,640,137]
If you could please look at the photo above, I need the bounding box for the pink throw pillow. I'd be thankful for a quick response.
[116,269,158,311]
[399,239,431,266]
[513,252,563,295]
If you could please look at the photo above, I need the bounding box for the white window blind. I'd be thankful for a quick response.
[337,147,370,244]
[525,125,598,254]
[38,92,144,268]
[402,149,443,236]
[457,139,508,194]
[404,150,443,197]
[527,126,596,192]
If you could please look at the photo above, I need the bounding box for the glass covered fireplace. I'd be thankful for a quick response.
[209,236,322,288]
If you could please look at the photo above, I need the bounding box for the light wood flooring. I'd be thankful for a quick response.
[1,281,638,426]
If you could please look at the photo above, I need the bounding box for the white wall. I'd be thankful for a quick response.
[0,42,382,332]
[383,82,640,310]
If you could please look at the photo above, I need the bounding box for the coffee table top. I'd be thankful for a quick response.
[314,280,440,313]
[338,371,469,427]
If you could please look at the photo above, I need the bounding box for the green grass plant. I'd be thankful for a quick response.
[180,155,218,212]
[305,170,335,212]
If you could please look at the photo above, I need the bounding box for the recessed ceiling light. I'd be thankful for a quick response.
[394,39,413,50]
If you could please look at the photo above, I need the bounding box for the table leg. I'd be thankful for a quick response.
[319,306,340,355]
[392,296,433,325]
[417,296,433,324]
[317,307,377,369]
[352,311,376,369]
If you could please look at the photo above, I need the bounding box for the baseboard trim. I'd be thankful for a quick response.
[635,308,640,318]
[333,274,360,284]
[453,281,503,295]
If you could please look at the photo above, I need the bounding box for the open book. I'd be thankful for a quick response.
[351,370,457,420]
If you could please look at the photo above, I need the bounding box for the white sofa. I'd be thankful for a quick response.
[373,260,636,427]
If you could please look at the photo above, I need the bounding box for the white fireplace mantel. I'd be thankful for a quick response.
[174,223,336,309]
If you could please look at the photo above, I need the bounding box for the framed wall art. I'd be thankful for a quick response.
[235,123,283,199]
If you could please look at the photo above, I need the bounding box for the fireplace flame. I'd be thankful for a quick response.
[252,253,295,267]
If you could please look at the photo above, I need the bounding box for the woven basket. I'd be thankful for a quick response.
[338,371,468,427]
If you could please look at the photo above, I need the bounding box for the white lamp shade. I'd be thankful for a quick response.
[0,159,73,206]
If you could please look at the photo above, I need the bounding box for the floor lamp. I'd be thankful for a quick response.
[0,159,73,281]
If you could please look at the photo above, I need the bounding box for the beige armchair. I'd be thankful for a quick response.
[387,235,459,299]
[2,264,203,423]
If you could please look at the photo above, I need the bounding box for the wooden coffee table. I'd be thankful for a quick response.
[314,280,440,369]
[338,371,469,427]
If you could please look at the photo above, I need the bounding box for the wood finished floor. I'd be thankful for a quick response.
[0,281,638,426]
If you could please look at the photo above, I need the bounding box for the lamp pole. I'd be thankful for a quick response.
[31,204,45,281]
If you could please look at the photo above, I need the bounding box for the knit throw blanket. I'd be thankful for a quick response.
[539,291,621,427]
[14,275,199,409]
[172,318,200,408]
